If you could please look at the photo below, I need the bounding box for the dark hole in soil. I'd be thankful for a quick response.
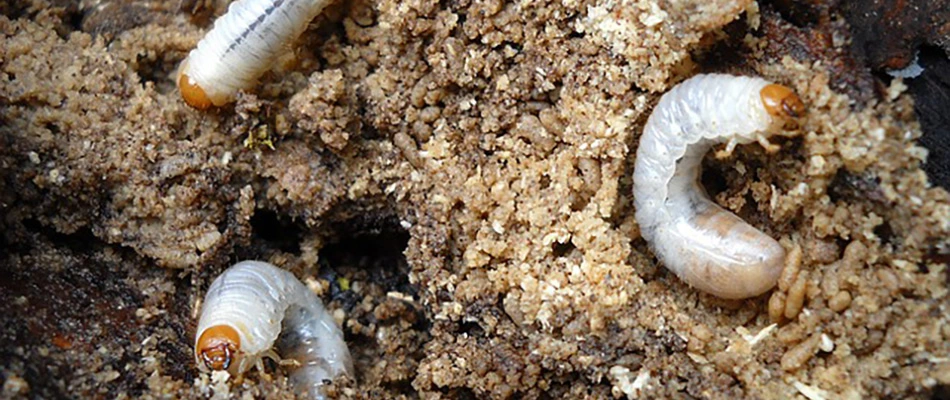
[552,241,575,258]
[315,213,430,395]
[250,209,305,255]
[701,163,729,198]
[319,215,413,300]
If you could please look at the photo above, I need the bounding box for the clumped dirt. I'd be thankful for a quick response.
[1,0,948,399]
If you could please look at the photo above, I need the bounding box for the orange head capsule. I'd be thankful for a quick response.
[178,70,214,110]
[176,59,219,110]
[760,84,805,119]
[196,325,241,371]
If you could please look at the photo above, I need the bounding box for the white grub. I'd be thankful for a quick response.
[177,0,334,109]
[633,74,804,299]
[195,261,354,399]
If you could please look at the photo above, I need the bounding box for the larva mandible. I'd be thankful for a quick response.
[195,260,354,398]
[177,0,333,109]
[632,73,804,299]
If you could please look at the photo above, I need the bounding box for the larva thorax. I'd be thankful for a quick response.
[632,74,803,299]
[178,0,333,109]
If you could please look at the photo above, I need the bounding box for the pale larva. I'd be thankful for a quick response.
[195,260,354,398]
[632,73,804,299]
[177,0,333,109]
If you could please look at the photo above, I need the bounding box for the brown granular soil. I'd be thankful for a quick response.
[1,0,948,399]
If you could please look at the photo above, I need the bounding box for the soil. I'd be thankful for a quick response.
[1,0,948,399]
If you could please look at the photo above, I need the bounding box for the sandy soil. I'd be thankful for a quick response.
[1,0,948,398]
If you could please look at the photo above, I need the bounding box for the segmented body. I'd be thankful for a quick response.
[177,0,332,109]
[632,74,804,299]
[195,261,354,398]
